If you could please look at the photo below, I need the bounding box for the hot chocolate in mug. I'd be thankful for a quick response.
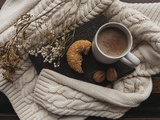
[92,22,140,67]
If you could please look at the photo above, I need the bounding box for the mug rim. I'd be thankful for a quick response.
[95,22,133,59]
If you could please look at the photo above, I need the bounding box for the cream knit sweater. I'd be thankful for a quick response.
[0,0,160,120]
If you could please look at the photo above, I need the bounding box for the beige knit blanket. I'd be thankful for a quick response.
[1,0,160,120]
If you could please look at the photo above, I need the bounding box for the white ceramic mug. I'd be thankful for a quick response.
[92,22,140,67]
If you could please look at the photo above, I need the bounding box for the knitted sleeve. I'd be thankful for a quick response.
[34,69,152,119]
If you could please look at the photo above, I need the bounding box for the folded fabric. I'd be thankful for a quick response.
[0,0,160,120]
[34,69,152,119]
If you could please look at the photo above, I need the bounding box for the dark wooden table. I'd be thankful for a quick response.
[1,0,160,120]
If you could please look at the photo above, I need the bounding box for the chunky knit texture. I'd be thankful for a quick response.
[0,0,160,120]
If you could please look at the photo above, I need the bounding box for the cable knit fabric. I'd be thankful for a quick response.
[0,0,160,120]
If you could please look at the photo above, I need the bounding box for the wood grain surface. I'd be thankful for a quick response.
[1,0,160,120]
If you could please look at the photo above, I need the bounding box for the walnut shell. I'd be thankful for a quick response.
[93,71,105,83]
[106,67,118,82]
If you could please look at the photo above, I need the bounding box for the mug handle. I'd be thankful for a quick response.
[120,52,140,67]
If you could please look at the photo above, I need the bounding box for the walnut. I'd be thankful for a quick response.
[106,67,118,82]
[93,70,105,83]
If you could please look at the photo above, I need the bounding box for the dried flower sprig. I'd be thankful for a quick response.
[23,0,81,67]
[0,0,81,81]
[0,41,23,82]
